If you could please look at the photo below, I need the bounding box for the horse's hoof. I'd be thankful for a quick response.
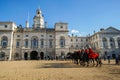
[96,65,98,67]
[87,65,89,67]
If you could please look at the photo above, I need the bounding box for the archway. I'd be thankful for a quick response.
[40,52,44,60]
[14,53,19,60]
[24,52,28,60]
[30,51,38,60]
[0,52,5,61]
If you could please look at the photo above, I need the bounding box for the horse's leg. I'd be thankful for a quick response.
[95,58,99,67]
[87,58,89,67]
[92,58,95,66]
[76,58,78,64]
[86,55,89,67]
[82,57,85,66]
[99,58,102,67]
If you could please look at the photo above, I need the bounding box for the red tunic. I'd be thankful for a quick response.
[89,48,99,58]
[85,49,89,54]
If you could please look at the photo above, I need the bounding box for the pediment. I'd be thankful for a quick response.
[101,27,120,33]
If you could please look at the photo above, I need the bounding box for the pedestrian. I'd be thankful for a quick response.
[115,53,119,64]
[106,52,110,64]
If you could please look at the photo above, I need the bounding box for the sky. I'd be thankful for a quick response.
[0,0,120,36]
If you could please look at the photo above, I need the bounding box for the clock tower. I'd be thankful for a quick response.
[33,8,44,29]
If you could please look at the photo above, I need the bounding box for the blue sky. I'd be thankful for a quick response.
[0,0,120,36]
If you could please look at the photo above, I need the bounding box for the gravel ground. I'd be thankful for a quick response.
[0,60,120,80]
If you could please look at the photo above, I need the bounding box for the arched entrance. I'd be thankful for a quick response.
[14,53,20,60]
[30,51,38,60]
[24,52,28,60]
[0,52,5,61]
[40,52,44,60]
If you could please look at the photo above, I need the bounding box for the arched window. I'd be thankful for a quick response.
[1,36,8,48]
[110,38,115,48]
[60,36,65,47]
[31,36,38,48]
[102,38,107,48]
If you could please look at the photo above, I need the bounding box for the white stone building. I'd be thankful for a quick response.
[89,27,120,58]
[0,9,120,60]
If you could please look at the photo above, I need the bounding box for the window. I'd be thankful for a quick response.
[1,36,8,48]
[71,39,73,42]
[16,41,20,48]
[25,40,28,48]
[31,37,38,48]
[60,37,65,47]
[41,35,44,37]
[60,26,63,28]
[49,35,52,37]
[41,40,44,48]
[49,40,52,48]
[33,39,38,48]
[102,38,107,48]
[26,35,28,37]
[76,39,78,42]
[17,35,20,37]
[110,38,115,48]
[4,25,7,28]
[1,53,5,58]
[76,45,78,48]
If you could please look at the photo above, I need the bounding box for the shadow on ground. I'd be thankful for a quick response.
[35,63,82,68]
[35,62,101,69]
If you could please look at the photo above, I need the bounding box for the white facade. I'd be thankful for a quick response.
[0,9,120,60]
[89,27,120,58]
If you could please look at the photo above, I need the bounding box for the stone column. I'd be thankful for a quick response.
[28,40,30,48]
[114,38,118,48]
[28,51,30,60]
[99,39,103,49]
[38,40,41,48]
[107,38,111,49]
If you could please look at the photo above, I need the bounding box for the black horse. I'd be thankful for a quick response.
[71,50,102,67]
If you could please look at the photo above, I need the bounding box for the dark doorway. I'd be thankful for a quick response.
[112,54,116,59]
[30,51,38,60]
[24,52,28,60]
[40,52,44,60]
